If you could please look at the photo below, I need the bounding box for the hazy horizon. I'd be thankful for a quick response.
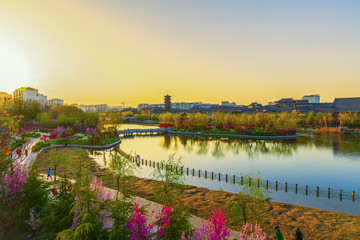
[1,1,359,106]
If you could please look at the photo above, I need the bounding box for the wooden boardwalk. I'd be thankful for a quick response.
[118,128,167,136]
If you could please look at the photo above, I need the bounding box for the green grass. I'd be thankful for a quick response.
[32,141,51,152]
[47,136,121,146]
[22,131,41,138]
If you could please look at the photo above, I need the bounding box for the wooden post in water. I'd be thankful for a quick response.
[142,159,143,165]
[328,188,331,199]
[241,176,243,185]
[146,160,147,166]
[266,180,269,189]
[317,186,319,197]
[257,179,260,188]
[187,168,189,175]
[212,172,214,180]
[205,171,207,179]
[340,189,342,201]
[161,162,163,169]
[352,191,355,202]
[219,173,221,182]
[226,174,228,183]
[306,185,308,195]
[276,181,278,191]
[249,177,251,187]
[296,184,298,194]
[198,170,201,178]
[192,169,194,176]
[285,182,287,192]
[233,175,235,184]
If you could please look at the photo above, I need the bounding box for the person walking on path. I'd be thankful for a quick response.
[275,226,284,240]
[47,168,53,180]
[25,149,28,157]
[295,228,303,240]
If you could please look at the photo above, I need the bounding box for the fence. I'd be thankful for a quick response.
[117,149,357,202]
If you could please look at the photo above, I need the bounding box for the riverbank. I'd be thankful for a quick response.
[35,147,360,239]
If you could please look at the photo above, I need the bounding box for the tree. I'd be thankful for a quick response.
[108,153,137,239]
[228,172,270,229]
[151,154,192,239]
[49,148,69,182]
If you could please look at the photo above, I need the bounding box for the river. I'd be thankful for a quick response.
[91,124,360,214]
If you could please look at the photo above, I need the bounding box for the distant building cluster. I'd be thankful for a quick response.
[78,104,108,113]
[6,87,64,110]
[2,88,360,116]
[137,94,360,117]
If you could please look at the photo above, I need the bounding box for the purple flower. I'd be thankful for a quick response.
[25,208,41,230]
[52,126,65,138]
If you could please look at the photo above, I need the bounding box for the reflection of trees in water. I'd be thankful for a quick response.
[298,134,360,161]
[196,140,209,155]
[212,140,225,158]
[171,137,298,158]
[225,140,297,159]
[161,135,172,150]
[157,134,360,160]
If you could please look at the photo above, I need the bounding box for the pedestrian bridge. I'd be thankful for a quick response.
[118,128,168,136]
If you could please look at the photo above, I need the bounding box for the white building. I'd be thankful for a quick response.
[13,87,47,109]
[79,104,108,113]
[49,98,64,109]
[302,94,320,103]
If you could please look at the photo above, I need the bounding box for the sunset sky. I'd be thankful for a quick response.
[0,1,359,106]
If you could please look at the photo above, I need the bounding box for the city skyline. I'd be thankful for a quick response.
[1,1,359,106]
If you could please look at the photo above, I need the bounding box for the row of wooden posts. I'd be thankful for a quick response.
[128,155,356,202]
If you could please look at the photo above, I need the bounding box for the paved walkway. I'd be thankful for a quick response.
[15,134,240,239]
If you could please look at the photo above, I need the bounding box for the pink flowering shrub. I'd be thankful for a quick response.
[90,177,112,229]
[71,177,112,229]
[181,206,230,240]
[155,205,176,238]
[126,203,154,240]
[2,162,27,209]
[85,127,96,136]
[52,126,65,138]
[126,203,176,240]
[238,223,266,240]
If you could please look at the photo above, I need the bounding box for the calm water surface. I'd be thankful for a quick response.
[92,124,360,214]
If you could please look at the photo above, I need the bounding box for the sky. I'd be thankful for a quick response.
[0,0,359,106]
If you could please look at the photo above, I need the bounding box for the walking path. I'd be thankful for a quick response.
[17,135,240,239]
[41,174,239,239]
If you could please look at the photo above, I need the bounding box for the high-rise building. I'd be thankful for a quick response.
[302,94,320,103]
[164,95,171,112]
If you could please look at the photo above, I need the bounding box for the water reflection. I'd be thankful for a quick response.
[158,135,298,158]
[155,134,360,160]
